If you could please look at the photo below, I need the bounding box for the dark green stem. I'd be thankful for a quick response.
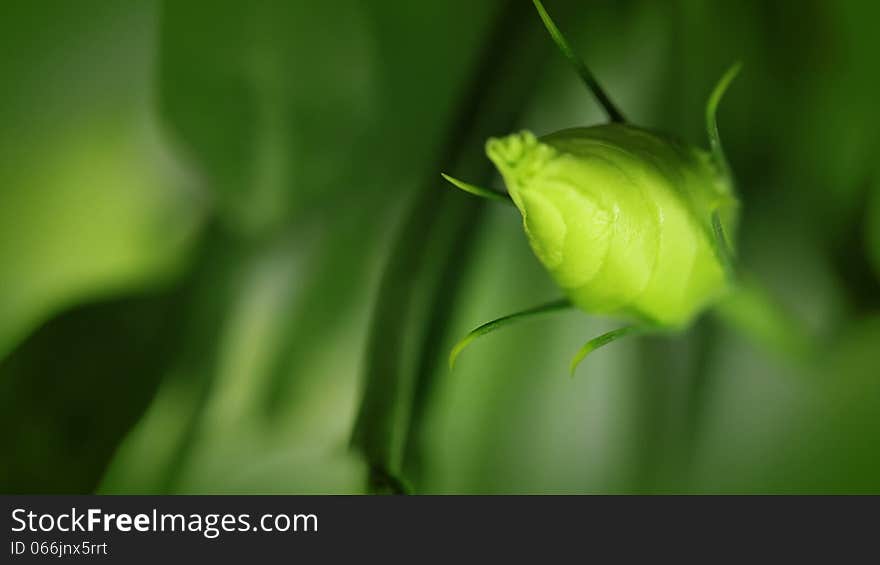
[449,298,572,369]
[532,0,627,123]
[349,1,557,493]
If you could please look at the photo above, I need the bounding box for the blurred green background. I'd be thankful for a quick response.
[2,0,879,494]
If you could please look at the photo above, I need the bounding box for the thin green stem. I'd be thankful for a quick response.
[441,173,513,205]
[449,298,572,369]
[569,325,646,376]
[706,62,742,181]
[532,0,626,123]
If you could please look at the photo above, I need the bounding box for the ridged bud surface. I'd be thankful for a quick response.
[487,126,737,326]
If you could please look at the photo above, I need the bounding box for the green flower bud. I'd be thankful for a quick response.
[442,0,744,373]
[486,126,738,327]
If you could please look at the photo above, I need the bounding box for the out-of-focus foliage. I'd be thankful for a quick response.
[2,0,880,494]
[0,2,201,360]
[870,179,880,281]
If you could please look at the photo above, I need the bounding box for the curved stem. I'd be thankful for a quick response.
[569,325,647,376]
[706,62,742,181]
[449,298,572,369]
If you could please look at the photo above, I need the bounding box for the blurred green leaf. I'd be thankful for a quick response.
[0,292,179,492]
[3,0,880,495]
[0,0,203,359]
